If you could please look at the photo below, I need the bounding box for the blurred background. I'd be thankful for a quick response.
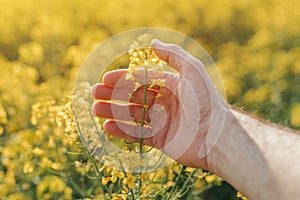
[0,0,299,199]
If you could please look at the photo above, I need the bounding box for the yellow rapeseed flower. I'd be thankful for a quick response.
[290,104,300,127]
[101,177,111,185]
[111,169,125,183]
[205,174,217,183]
[32,147,44,155]
[0,126,4,135]
[23,161,34,174]
[0,105,8,125]
[237,191,248,200]
[139,172,147,181]
[112,193,126,200]
[149,78,166,88]
[123,172,136,189]
[51,162,62,171]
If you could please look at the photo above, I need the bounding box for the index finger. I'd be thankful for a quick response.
[101,68,172,88]
[102,69,132,88]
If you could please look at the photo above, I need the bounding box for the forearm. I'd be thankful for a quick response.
[208,109,300,200]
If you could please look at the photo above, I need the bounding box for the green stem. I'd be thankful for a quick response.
[68,173,87,197]
[137,67,148,197]
[177,169,198,198]
[139,67,148,150]
[85,150,107,200]
[72,107,107,200]
[166,165,185,200]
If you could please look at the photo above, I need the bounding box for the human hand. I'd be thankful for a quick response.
[92,39,227,170]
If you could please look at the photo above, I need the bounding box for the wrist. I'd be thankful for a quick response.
[207,109,286,200]
[206,108,237,174]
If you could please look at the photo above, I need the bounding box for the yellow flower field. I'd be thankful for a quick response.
[0,0,299,199]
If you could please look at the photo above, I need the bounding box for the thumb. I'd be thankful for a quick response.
[151,39,204,75]
[151,39,216,90]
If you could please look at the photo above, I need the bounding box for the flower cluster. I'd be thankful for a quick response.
[56,95,78,145]
[72,82,104,158]
[126,34,166,81]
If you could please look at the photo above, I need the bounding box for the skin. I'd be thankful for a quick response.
[92,39,300,200]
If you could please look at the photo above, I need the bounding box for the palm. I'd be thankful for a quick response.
[147,72,212,167]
